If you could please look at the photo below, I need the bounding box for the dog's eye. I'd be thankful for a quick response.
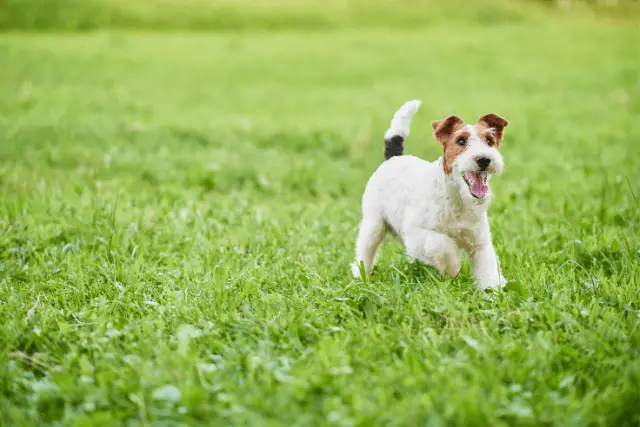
[486,138,494,147]
[456,138,467,146]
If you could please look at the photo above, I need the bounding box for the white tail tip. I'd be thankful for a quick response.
[384,100,422,140]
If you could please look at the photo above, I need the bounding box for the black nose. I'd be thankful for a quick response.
[476,157,491,171]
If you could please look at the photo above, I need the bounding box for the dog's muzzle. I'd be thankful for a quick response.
[463,171,489,199]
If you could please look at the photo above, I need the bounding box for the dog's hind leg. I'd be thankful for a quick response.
[351,217,386,278]
[403,229,461,278]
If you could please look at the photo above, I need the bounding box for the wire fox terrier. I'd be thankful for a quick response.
[351,100,509,290]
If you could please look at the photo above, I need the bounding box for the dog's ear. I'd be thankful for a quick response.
[431,115,464,146]
[478,113,508,145]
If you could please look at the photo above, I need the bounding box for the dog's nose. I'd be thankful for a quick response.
[476,157,491,171]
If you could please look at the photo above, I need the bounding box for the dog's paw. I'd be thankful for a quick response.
[350,262,366,279]
[477,275,508,291]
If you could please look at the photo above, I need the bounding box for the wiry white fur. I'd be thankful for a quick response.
[453,124,504,183]
[384,100,422,140]
[351,101,507,290]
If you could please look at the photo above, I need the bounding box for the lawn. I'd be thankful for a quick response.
[1,8,640,426]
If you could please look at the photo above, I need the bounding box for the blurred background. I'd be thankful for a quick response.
[2,1,640,425]
[1,0,639,31]
[1,0,639,290]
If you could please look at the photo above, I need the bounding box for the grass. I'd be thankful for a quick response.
[1,0,639,31]
[1,9,640,427]
[0,0,532,31]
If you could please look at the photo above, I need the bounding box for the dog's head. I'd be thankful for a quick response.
[432,113,508,203]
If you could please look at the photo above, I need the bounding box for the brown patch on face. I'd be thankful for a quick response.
[477,113,509,147]
[477,128,497,148]
[432,115,465,174]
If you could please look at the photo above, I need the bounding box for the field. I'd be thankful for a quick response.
[1,2,640,425]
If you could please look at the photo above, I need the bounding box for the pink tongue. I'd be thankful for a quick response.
[465,172,488,198]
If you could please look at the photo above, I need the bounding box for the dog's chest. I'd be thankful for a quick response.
[438,210,480,248]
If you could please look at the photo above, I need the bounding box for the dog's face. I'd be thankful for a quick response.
[432,113,508,203]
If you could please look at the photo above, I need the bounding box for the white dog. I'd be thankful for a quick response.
[351,100,509,290]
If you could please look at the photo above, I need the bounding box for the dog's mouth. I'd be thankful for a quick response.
[462,171,489,199]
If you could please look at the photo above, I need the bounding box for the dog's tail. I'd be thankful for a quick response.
[383,100,422,160]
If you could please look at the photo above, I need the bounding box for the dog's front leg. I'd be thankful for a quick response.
[404,229,461,278]
[471,241,507,290]
[468,220,507,290]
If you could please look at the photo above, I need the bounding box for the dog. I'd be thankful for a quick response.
[351,100,509,290]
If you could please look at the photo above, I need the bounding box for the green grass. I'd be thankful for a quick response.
[1,16,640,427]
[0,0,531,31]
[1,0,638,31]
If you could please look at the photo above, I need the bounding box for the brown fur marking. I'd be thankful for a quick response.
[432,115,465,174]
[477,128,497,147]
[477,113,509,147]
